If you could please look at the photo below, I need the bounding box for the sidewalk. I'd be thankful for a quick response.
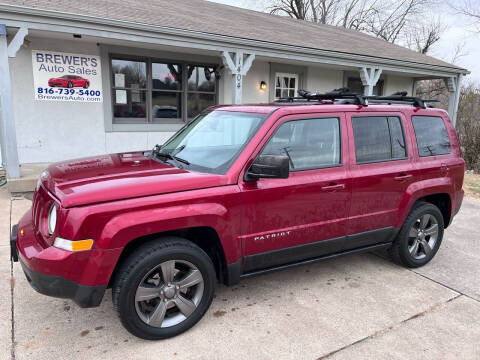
[2,188,480,360]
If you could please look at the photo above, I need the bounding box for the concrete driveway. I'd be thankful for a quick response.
[2,188,479,360]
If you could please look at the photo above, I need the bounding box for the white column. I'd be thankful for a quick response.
[221,50,255,104]
[444,75,462,127]
[0,25,27,179]
[360,67,383,96]
[412,79,418,97]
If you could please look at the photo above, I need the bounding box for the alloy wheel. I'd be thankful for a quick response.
[407,214,439,260]
[134,260,204,328]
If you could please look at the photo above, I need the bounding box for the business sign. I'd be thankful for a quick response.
[32,50,103,102]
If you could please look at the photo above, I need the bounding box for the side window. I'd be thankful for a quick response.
[261,117,341,171]
[411,116,451,156]
[352,116,407,163]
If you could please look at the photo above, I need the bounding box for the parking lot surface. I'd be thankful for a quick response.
[2,188,479,360]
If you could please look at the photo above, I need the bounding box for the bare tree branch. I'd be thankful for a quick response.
[267,0,441,53]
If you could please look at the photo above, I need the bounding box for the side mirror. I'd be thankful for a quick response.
[245,154,290,181]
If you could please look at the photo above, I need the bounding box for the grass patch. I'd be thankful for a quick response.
[464,173,480,198]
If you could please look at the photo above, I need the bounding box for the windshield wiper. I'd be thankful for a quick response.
[152,144,190,166]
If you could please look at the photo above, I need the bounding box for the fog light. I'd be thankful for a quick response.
[54,238,94,252]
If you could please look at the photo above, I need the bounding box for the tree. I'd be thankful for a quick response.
[404,18,445,54]
[267,0,442,53]
[450,0,480,30]
[456,82,480,172]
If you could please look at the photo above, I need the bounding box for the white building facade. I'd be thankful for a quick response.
[0,0,467,179]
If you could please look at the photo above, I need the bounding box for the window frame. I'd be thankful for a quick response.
[109,53,219,127]
[274,72,299,100]
[268,63,306,102]
[352,115,408,165]
[411,115,451,157]
[258,116,343,173]
[110,55,149,124]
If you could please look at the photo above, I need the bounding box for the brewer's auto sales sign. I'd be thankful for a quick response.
[32,50,103,102]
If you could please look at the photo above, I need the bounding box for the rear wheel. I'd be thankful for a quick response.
[67,81,73,88]
[112,237,216,340]
[388,202,444,268]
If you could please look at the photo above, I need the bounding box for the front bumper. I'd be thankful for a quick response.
[10,212,119,308]
[18,253,106,308]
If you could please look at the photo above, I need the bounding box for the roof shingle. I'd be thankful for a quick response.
[1,0,465,70]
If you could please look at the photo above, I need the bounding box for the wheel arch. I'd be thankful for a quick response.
[108,226,229,288]
[397,179,453,229]
[416,193,452,228]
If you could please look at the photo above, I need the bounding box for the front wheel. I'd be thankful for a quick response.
[67,81,73,88]
[388,202,444,268]
[112,237,216,340]
[83,82,89,89]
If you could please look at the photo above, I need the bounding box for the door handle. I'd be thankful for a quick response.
[394,174,413,181]
[321,183,345,192]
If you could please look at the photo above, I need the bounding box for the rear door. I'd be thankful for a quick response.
[346,112,416,249]
[239,112,351,272]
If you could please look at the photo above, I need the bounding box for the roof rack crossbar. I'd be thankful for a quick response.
[274,89,438,109]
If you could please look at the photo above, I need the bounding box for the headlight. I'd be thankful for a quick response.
[47,203,57,235]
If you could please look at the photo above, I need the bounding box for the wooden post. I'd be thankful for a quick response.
[444,75,462,127]
[0,25,27,179]
[360,67,382,96]
[222,50,255,104]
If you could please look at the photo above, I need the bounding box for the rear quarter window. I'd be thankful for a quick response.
[411,116,451,157]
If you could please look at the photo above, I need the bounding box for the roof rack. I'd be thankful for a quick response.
[274,89,438,109]
[367,91,438,109]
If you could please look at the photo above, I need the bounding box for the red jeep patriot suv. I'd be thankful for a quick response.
[11,90,465,340]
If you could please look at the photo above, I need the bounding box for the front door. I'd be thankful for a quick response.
[239,113,351,272]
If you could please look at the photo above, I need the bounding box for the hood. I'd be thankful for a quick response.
[42,152,229,207]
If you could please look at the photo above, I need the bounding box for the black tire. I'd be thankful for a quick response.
[388,201,444,268]
[83,82,89,89]
[67,81,73,88]
[112,237,216,340]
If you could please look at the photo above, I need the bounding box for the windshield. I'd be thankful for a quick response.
[156,110,267,174]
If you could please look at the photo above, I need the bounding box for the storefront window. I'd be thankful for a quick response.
[187,66,216,118]
[112,59,148,123]
[111,57,218,125]
[152,63,182,122]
